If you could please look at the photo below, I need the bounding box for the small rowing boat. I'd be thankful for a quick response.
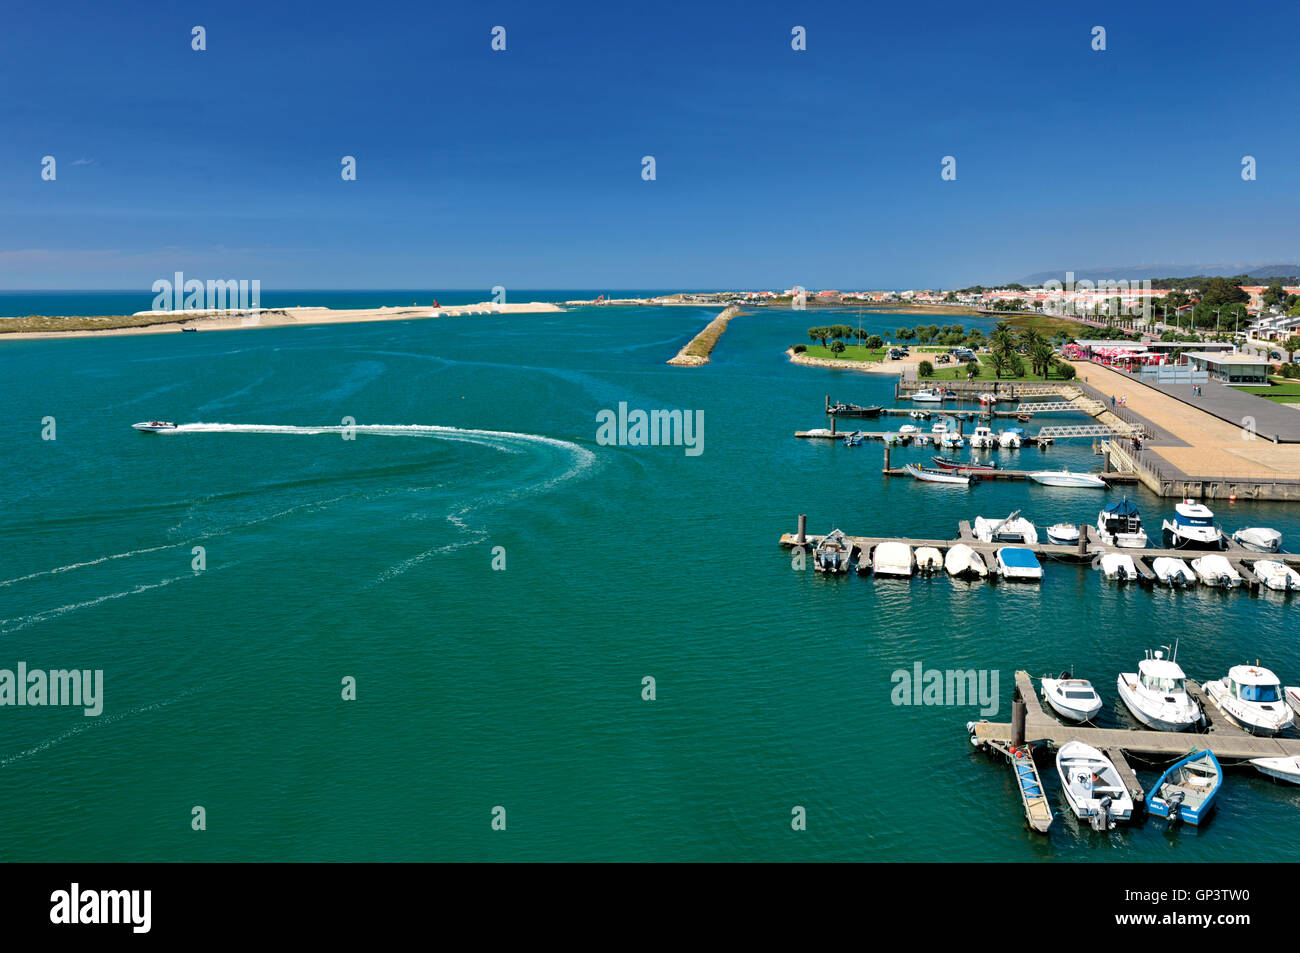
[904,463,971,485]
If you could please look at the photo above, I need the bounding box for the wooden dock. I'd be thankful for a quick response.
[880,466,1137,485]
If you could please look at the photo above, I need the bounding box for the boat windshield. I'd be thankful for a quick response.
[1240,683,1282,703]
[1142,673,1184,693]
[1177,514,1213,527]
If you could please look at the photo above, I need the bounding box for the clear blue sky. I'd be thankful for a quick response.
[3,0,1298,290]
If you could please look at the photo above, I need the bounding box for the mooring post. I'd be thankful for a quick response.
[883,445,891,472]
[1012,688,1026,748]
[831,416,837,435]
[825,394,830,415]
[1077,525,1088,557]
[797,514,806,546]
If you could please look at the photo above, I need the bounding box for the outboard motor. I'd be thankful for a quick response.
[1167,790,1185,823]
[1090,795,1114,832]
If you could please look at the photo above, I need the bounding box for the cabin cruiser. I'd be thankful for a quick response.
[973,511,1038,545]
[1117,647,1202,731]
[1204,665,1294,736]
[944,543,988,578]
[1099,552,1137,582]
[872,542,914,578]
[1232,527,1282,553]
[969,424,996,449]
[997,547,1042,581]
[1028,469,1107,488]
[132,420,177,432]
[1046,524,1080,546]
[1056,742,1134,830]
[998,428,1023,449]
[1190,555,1242,588]
[1253,559,1300,591]
[910,389,943,403]
[1096,498,1147,548]
[813,529,855,574]
[1041,674,1103,722]
[1152,556,1195,588]
[914,546,943,574]
[1162,501,1224,549]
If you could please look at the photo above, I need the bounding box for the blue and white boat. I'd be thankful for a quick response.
[997,547,1043,581]
[1147,750,1222,825]
[1162,500,1224,550]
[842,430,867,446]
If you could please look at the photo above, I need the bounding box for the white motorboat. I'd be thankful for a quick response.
[978,392,999,406]
[813,529,855,574]
[1028,469,1107,488]
[909,410,930,420]
[912,433,931,446]
[132,420,177,432]
[998,428,1023,449]
[1250,756,1300,785]
[943,543,988,579]
[1041,673,1103,722]
[1099,552,1138,582]
[914,546,943,574]
[940,431,965,450]
[1204,664,1294,736]
[969,425,996,449]
[1096,498,1148,548]
[899,424,921,434]
[996,546,1042,581]
[1152,556,1195,588]
[1056,741,1134,830]
[872,542,914,578]
[1046,524,1080,546]
[1253,559,1300,591]
[973,511,1038,545]
[910,389,943,403]
[1233,527,1282,553]
[1117,647,1202,731]
[1190,554,1242,588]
[904,463,970,485]
[1162,500,1224,549]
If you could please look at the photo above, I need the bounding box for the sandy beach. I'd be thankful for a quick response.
[0,302,565,341]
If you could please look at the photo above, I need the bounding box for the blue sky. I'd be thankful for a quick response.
[3,0,1298,290]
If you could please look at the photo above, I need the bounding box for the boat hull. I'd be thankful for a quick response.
[1251,757,1300,784]
[1116,676,1199,731]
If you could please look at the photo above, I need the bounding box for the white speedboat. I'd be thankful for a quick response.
[813,529,854,574]
[132,420,177,432]
[1099,552,1138,582]
[978,392,999,406]
[997,546,1042,581]
[1204,665,1294,736]
[1096,498,1148,548]
[1117,648,1202,731]
[998,428,1023,449]
[872,542,914,578]
[1233,527,1282,553]
[944,543,988,579]
[1152,556,1195,588]
[910,389,943,403]
[1190,554,1242,588]
[1162,500,1224,549]
[1046,524,1080,546]
[940,432,965,450]
[904,463,970,485]
[1056,742,1134,830]
[1250,756,1300,784]
[899,424,921,434]
[973,511,1038,545]
[1041,674,1103,722]
[1253,560,1300,591]
[914,546,943,574]
[912,433,931,446]
[1028,469,1107,488]
[969,425,996,449]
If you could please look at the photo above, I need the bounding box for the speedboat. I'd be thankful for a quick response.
[969,425,996,449]
[940,432,965,450]
[1148,750,1222,826]
[898,424,921,435]
[1152,557,1195,588]
[813,529,854,574]
[1099,552,1137,582]
[998,428,1023,449]
[872,542,914,578]
[1190,554,1241,588]
[910,389,943,403]
[1046,524,1080,546]
[997,547,1042,581]
[911,433,931,446]
[914,546,943,574]
[931,456,996,471]
[944,543,988,579]
[1204,665,1294,736]
[1117,647,1201,731]
[1041,673,1103,722]
[1056,742,1134,830]
[1253,559,1300,591]
[973,511,1038,545]
[1250,756,1300,785]
[1162,500,1224,549]
[904,463,970,485]
[132,420,177,432]
[1096,498,1148,548]
[1028,469,1107,488]
[978,392,999,406]
[842,430,867,446]
[1233,527,1282,553]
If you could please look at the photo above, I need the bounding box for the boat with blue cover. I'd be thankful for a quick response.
[1147,750,1222,825]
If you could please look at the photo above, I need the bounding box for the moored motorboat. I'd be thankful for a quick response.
[1152,556,1195,588]
[1117,647,1201,731]
[911,433,931,446]
[1253,559,1300,591]
[1190,554,1241,588]
[997,546,1042,581]
[1288,686,1300,718]
[973,511,1038,544]
[1099,552,1137,581]
[910,389,943,402]
[1096,498,1148,548]
[931,456,996,471]
[943,543,988,579]
[813,529,855,574]
[1041,673,1103,722]
[1204,664,1294,736]
[1046,524,1079,546]
[898,424,921,434]
[1250,756,1300,784]
[1162,500,1224,549]
[1056,741,1134,830]
[914,546,943,574]
[978,392,999,406]
[969,424,996,449]
[1028,469,1107,488]
[1148,750,1222,826]
[1232,527,1282,553]
[842,430,867,446]
[940,431,965,450]
[904,463,971,485]
[872,541,914,578]
[998,427,1023,449]
[132,420,177,432]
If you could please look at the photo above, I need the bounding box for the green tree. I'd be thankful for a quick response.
[830,340,846,357]
[866,334,884,350]
[918,360,934,377]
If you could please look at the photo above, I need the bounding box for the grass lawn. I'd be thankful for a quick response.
[919,363,1075,382]
[1239,378,1300,403]
[0,314,159,334]
[801,345,889,361]
[1006,314,1095,336]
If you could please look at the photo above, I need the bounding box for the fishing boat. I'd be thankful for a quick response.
[872,542,914,578]
[1162,500,1224,549]
[910,389,943,403]
[842,430,867,446]
[828,402,883,418]
[1117,647,1201,731]
[1099,552,1138,581]
[1041,673,1103,722]
[1253,559,1300,591]
[1232,527,1282,553]
[1204,664,1294,736]
[132,420,177,432]
[973,511,1038,544]
[1028,469,1107,488]
[997,547,1042,581]
[998,427,1024,449]
[904,463,970,485]
[931,456,996,471]
[969,424,996,449]
[1250,756,1300,785]
[1152,556,1196,588]
[914,546,943,574]
[944,543,988,579]
[1046,524,1080,546]
[1190,554,1242,588]
[1148,750,1222,826]
[1096,498,1148,548]
[1056,742,1134,830]
[813,529,855,574]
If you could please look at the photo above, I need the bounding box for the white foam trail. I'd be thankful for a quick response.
[0,543,181,588]
[0,575,191,635]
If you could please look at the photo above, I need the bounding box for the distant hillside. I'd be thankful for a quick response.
[1018,264,1300,286]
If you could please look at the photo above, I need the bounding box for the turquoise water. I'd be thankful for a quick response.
[2,303,1297,861]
